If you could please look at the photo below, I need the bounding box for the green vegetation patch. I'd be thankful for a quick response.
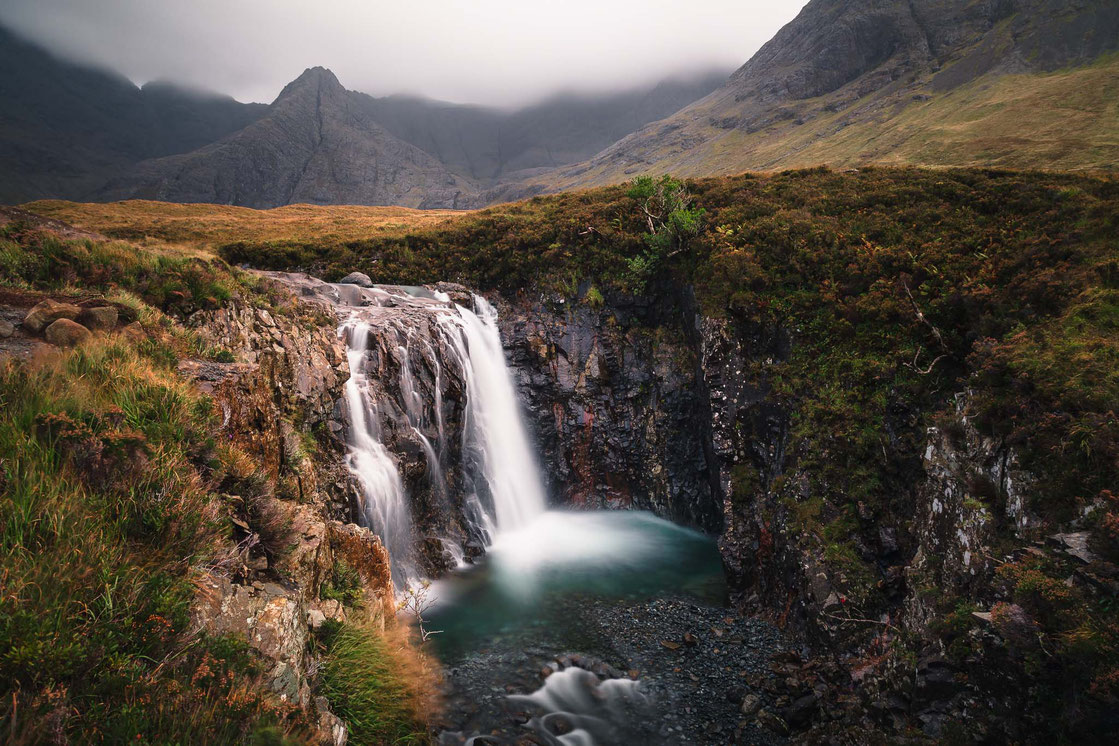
[0,229,314,743]
[318,619,429,745]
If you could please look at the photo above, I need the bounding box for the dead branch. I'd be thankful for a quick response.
[904,348,947,375]
[821,609,901,634]
[902,280,947,352]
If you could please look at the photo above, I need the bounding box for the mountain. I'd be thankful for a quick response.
[362,71,728,183]
[99,69,727,209]
[0,23,727,208]
[98,68,476,209]
[0,25,267,204]
[520,0,1119,196]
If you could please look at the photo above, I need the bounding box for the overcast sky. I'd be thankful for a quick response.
[0,0,808,107]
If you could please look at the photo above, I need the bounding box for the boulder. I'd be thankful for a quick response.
[79,306,119,331]
[0,319,14,338]
[44,318,92,347]
[339,271,373,288]
[24,300,80,333]
[740,693,762,717]
[756,709,789,735]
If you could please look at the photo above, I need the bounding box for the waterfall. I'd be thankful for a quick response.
[340,320,417,586]
[333,280,546,586]
[437,296,548,534]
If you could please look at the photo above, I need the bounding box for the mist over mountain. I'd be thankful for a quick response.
[362,71,729,183]
[0,23,729,207]
[1,0,1116,210]
[0,24,267,204]
[517,0,1119,198]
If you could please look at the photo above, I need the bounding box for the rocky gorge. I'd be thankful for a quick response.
[198,265,1085,743]
[6,167,1117,744]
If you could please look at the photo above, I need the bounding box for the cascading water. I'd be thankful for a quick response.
[257,272,734,746]
[336,282,547,585]
[435,296,548,537]
[340,319,417,587]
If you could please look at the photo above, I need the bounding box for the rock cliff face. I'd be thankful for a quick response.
[492,285,1072,739]
[178,281,400,744]
[498,290,722,532]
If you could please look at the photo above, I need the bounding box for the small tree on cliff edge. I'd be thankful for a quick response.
[625,174,706,289]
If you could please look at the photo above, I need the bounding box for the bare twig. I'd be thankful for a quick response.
[820,609,901,634]
[397,580,443,642]
[904,348,947,375]
[902,281,947,351]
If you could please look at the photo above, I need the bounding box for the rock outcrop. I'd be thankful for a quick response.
[177,278,402,745]
[23,299,80,333]
[491,281,1079,740]
[498,289,722,531]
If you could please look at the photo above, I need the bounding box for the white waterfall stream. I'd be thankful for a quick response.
[263,272,729,746]
[340,320,417,586]
[436,295,548,533]
[338,286,547,586]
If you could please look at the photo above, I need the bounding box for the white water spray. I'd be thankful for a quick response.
[335,282,547,584]
[437,296,548,534]
[340,320,417,586]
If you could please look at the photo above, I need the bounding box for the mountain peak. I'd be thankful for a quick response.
[274,66,345,103]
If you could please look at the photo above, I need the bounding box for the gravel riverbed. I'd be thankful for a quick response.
[434,595,791,745]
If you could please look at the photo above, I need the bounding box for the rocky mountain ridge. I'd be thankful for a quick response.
[513,0,1119,198]
[0,24,268,204]
[98,68,476,209]
[0,22,727,207]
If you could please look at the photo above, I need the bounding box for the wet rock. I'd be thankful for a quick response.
[740,693,762,717]
[431,282,473,304]
[24,299,80,333]
[78,305,118,331]
[0,319,14,338]
[782,692,818,729]
[44,318,91,347]
[339,271,373,287]
[543,713,575,735]
[756,709,789,735]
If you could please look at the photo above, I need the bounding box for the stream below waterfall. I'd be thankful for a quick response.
[263,273,788,745]
[427,510,792,745]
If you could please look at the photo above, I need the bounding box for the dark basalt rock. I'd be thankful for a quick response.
[497,288,723,533]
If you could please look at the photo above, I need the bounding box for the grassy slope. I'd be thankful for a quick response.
[15,167,1119,735]
[750,55,1119,173]
[0,226,430,744]
[525,56,1119,194]
[22,200,465,253]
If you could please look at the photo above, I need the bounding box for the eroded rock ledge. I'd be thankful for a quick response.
[179,281,397,745]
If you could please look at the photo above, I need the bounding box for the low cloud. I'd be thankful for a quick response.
[0,0,807,106]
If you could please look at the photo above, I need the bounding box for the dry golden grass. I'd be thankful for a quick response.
[530,55,1119,192]
[21,200,469,255]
